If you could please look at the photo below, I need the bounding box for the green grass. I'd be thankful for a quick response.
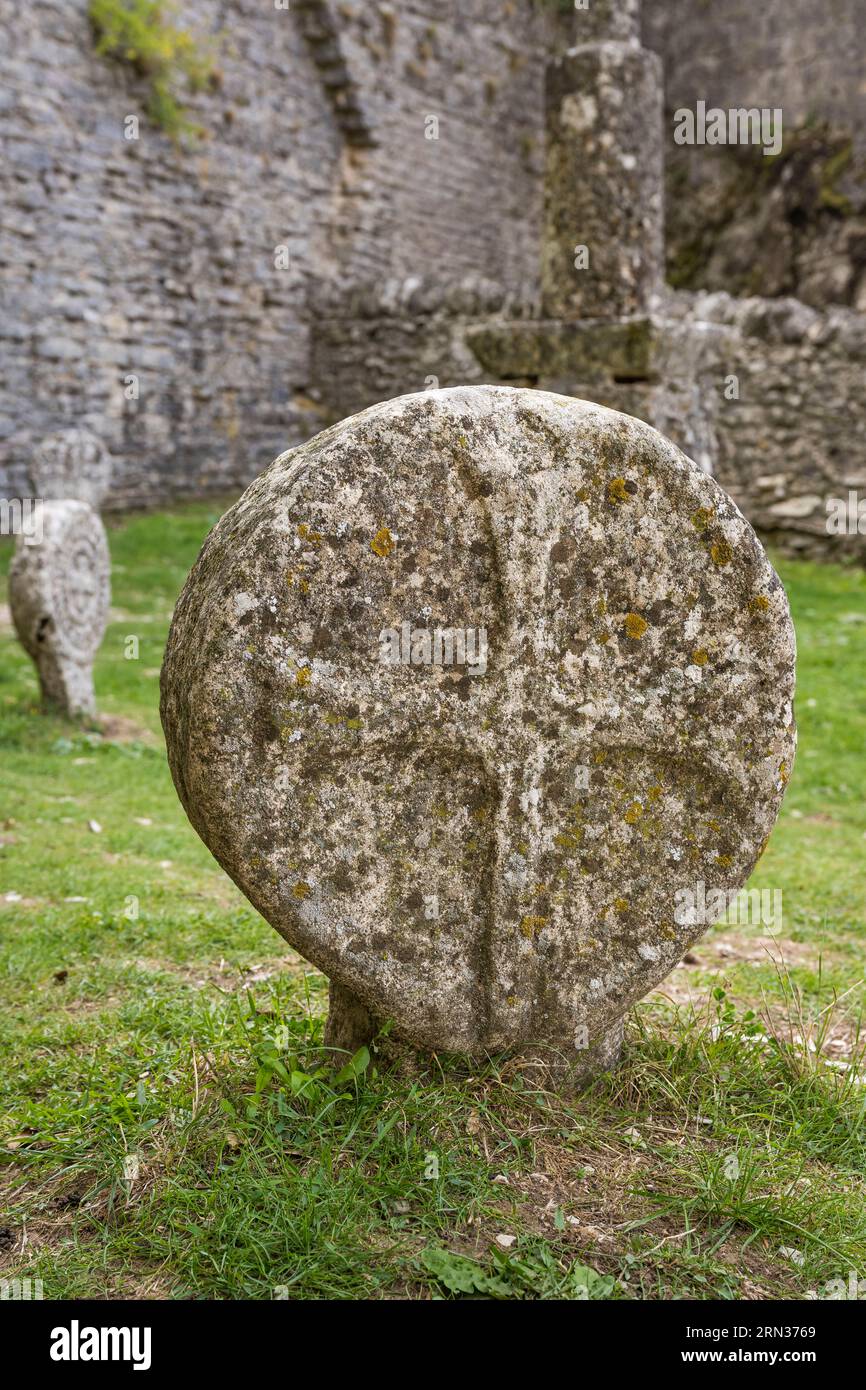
[1,507,865,1300]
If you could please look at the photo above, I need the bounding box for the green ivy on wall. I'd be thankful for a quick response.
[88,0,221,142]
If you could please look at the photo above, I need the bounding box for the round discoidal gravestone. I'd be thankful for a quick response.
[9,500,110,718]
[160,387,796,1083]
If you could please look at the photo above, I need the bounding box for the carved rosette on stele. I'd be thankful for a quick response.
[10,499,110,718]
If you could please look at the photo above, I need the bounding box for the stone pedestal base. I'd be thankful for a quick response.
[323,979,380,1059]
[323,978,623,1091]
[34,652,97,719]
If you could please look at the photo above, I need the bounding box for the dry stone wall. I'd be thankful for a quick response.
[1,0,865,563]
[643,0,866,311]
[0,0,559,509]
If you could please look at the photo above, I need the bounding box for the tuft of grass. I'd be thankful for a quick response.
[88,0,221,142]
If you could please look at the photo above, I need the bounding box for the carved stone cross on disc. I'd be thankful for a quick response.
[161,387,796,1081]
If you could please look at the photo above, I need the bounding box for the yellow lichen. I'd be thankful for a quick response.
[749,594,770,614]
[624,613,648,640]
[690,507,714,532]
[624,801,643,824]
[286,568,310,593]
[691,648,709,666]
[613,897,629,913]
[710,540,733,567]
[779,760,789,785]
[607,477,630,504]
[298,522,322,545]
[295,665,311,687]
[519,914,547,941]
[292,881,312,900]
[554,829,583,850]
[371,526,395,557]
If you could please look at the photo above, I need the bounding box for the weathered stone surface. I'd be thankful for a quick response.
[160,386,796,1071]
[543,41,663,320]
[9,500,110,717]
[30,428,112,510]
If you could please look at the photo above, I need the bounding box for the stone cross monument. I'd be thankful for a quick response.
[160,387,796,1086]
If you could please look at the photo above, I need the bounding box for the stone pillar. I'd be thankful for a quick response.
[323,979,379,1059]
[567,0,643,45]
[542,3,664,321]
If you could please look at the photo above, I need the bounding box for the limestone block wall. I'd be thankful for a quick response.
[309,275,510,425]
[643,0,866,309]
[329,0,557,291]
[643,0,866,148]
[0,0,345,507]
[0,0,559,508]
[657,294,866,564]
[2,0,864,565]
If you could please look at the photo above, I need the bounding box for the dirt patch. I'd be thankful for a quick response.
[459,1130,806,1299]
[650,933,864,1065]
[128,953,310,992]
[0,1167,83,1275]
[652,934,825,1010]
[0,1167,177,1297]
[97,713,159,746]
